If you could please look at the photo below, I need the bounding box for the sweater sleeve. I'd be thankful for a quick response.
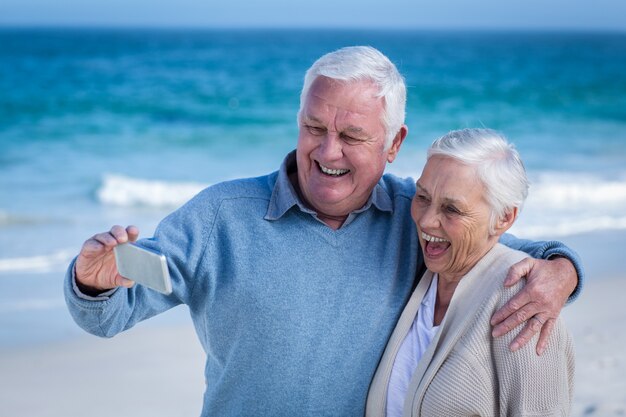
[498,233,584,303]
[63,187,215,338]
[493,282,575,417]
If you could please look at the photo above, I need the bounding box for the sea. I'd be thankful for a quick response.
[1,28,625,347]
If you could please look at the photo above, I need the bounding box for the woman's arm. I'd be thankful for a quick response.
[493,281,575,416]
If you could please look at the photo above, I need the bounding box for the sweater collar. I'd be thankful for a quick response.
[264,150,393,223]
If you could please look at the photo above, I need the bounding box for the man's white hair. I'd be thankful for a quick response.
[297,46,406,150]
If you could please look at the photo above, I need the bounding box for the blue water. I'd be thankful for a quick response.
[1,28,626,347]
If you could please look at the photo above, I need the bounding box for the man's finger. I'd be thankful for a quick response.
[504,257,535,287]
[81,238,107,256]
[109,225,129,243]
[536,318,556,356]
[490,289,533,326]
[116,275,135,288]
[492,303,538,338]
[91,232,119,249]
[508,314,548,352]
[126,225,140,242]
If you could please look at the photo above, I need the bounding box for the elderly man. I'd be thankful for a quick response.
[65,46,583,417]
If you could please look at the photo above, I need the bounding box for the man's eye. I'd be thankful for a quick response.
[306,125,325,135]
[445,205,460,214]
[340,133,362,144]
[415,194,430,204]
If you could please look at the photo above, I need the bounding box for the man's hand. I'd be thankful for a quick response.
[74,225,139,295]
[490,257,577,355]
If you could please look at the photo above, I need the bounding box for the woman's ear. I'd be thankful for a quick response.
[494,207,518,235]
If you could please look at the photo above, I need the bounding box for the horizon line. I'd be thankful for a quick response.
[0,24,625,34]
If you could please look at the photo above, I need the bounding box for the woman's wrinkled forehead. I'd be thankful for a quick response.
[417,156,486,206]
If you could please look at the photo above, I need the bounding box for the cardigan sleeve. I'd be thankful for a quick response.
[492,282,575,416]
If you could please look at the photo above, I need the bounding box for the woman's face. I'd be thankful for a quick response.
[411,156,499,282]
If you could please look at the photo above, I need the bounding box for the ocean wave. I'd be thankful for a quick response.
[95,171,626,238]
[529,173,626,209]
[389,167,626,238]
[511,215,626,239]
[503,173,626,238]
[0,211,48,227]
[0,250,74,274]
[0,298,66,313]
[97,174,208,208]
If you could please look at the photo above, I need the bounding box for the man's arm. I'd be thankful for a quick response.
[494,233,584,355]
[64,225,183,338]
[498,233,584,301]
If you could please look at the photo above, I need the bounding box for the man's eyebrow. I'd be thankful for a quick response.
[415,182,429,194]
[344,126,364,133]
[302,116,368,137]
[301,114,324,125]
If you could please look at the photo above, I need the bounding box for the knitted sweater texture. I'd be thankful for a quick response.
[367,244,575,417]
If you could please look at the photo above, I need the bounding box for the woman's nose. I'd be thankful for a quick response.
[418,205,441,230]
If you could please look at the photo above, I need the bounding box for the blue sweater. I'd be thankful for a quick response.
[64,152,583,416]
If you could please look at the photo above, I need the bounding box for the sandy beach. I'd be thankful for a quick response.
[0,324,206,417]
[0,230,624,417]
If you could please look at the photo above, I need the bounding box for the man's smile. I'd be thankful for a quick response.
[317,161,350,177]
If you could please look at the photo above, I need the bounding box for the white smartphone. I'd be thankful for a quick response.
[113,243,172,295]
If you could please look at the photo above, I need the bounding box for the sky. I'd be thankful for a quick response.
[0,0,625,31]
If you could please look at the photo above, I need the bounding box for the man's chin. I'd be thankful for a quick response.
[308,187,352,204]
[308,196,353,215]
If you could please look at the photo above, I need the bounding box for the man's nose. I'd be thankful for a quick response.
[318,132,343,160]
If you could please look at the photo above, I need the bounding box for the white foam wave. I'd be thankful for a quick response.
[501,173,626,238]
[530,173,626,209]
[511,215,626,238]
[0,298,66,313]
[97,174,208,208]
[390,165,626,238]
[0,250,74,274]
[95,171,626,238]
[0,211,46,226]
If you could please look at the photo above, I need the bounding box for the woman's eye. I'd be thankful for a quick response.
[445,205,460,214]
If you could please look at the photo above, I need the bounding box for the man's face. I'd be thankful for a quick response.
[296,76,404,225]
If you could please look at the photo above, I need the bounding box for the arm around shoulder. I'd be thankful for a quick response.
[499,233,585,302]
[493,282,575,416]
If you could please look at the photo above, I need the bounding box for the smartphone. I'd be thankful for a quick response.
[113,243,172,295]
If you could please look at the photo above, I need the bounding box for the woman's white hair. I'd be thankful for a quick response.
[297,46,406,150]
[428,128,529,234]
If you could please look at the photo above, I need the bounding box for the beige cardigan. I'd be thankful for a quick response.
[366,244,575,417]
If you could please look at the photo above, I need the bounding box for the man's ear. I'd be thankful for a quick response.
[386,125,408,163]
[494,207,518,235]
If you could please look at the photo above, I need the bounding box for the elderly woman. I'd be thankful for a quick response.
[366,129,574,417]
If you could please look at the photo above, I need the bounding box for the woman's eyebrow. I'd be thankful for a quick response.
[416,183,463,205]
